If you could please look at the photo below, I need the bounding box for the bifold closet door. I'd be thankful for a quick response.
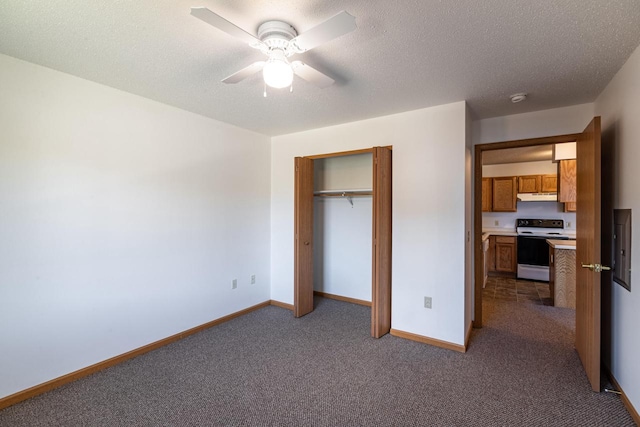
[371,147,392,338]
[294,156,314,318]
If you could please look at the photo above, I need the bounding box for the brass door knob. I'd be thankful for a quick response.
[581,263,611,272]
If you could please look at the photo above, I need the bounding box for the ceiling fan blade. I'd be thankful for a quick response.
[191,7,263,48]
[222,61,265,84]
[290,11,356,52]
[291,61,334,88]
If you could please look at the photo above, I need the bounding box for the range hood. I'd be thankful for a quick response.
[517,193,558,202]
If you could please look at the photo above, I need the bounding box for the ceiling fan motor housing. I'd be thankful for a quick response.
[257,21,298,52]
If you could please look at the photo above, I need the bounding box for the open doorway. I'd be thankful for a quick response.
[481,144,576,307]
[473,118,605,392]
[473,133,580,327]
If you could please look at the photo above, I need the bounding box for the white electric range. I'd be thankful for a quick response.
[516,219,573,281]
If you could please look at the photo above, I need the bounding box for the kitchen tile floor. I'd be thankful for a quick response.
[483,276,552,306]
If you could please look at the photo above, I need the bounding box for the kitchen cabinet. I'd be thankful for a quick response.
[494,236,517,273]
[558,159,576,202]
[559,159,577,211]
[491,176,517,212]
[518,175,542,193]
[541,174,558,192]
[482,178,492,212]
[488,235,517,277]
[518,174,558,193]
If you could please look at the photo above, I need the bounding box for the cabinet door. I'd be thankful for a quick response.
[558,159,577,202]
[495,242,516,272]
[492,177,517,212]
[488,236,496,272]
[564,201,577,212]
[482,178,492,212]
[518,175,541,193]
[495,236,516,273]
[541,174,558,192]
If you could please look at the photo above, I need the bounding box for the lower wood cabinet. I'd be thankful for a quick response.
[488,235,517,277]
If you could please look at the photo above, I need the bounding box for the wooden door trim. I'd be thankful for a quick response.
[306,146,393,160]
[306,148,373,159]
[473,133,580,328]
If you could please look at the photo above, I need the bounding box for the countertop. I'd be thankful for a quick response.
[547,239,576,250]
[482,228,517,242]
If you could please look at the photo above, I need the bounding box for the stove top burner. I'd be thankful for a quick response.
[516,218,568,238]
[517,219,564,228]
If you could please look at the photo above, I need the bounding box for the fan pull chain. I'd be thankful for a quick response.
[290,80,293,93]
[263,82,267,98]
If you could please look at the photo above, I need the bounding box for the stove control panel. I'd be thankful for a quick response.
[517,219,564,228]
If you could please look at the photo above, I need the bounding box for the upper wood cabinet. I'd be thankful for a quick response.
[492,176,517,212]
[518,175,542,193]
[541,174,558,192]
[482,178,493,212]
[518,174,558,193]
[558,159,577,203]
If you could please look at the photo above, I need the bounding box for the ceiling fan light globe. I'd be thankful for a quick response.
[263,59,293,89]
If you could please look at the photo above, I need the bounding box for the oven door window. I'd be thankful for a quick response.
[517,236,550,266]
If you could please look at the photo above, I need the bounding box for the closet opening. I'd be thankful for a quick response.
[294,147,392,338]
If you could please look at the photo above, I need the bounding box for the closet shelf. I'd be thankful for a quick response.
[313,189,373,197]
[313,189,372,207]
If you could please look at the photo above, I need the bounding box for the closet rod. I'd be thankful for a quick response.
[313,189,373,196]
[313,189,372,207]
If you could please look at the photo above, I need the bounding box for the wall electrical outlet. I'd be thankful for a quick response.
[494,220,499,226]
[232,279,237,289]
[251,275,256,284]
[567,221,572,228]
[424,296,432,309]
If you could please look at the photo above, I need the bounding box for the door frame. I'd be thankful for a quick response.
[294,146,392,338]
[473,133,580,328]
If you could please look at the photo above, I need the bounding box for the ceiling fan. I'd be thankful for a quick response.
[190,7,357,94]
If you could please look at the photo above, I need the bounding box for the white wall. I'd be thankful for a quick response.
[473,103,595,144]
[271,102,468,345]
[483,160,558,176]
[313,197,372,301]
[595,43,640,412]
[314,154,372,191]
[0,54,271,399]
[313,155,373,301]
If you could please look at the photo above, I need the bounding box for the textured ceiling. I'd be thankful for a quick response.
[1,1,640,136]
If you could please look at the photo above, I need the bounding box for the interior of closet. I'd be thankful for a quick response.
[312,153,373,304]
